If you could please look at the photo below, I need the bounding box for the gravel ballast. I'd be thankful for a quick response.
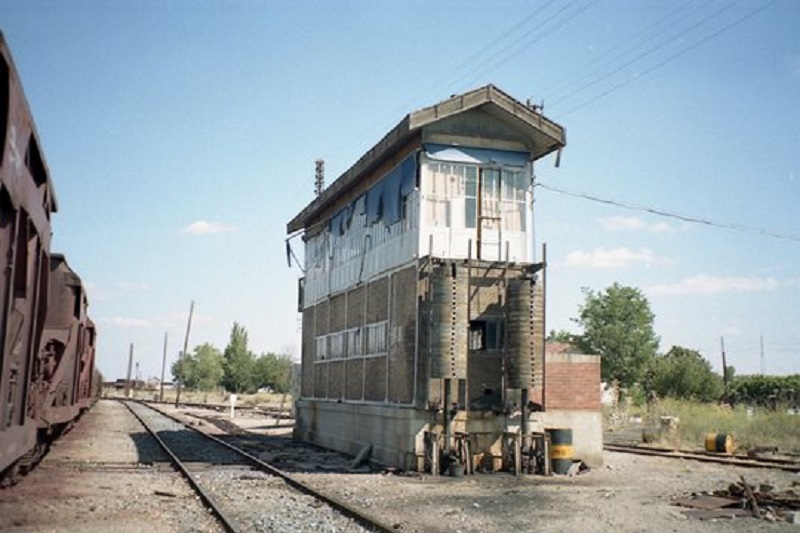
[2,399,799,532]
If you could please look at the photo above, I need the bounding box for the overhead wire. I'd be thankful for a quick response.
[330,1,598,170]
[317,0,780,231]
[447,0,598,93]
[555,0,780,116]
[547,0,742,109]
[540,1,707,101]
[323,0,561,174]
[534,181,800,243]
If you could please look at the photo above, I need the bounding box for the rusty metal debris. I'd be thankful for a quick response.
[674,476,800,522]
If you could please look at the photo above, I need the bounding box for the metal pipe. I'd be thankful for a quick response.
[466,240,472,416]
[443,378,451,453]
[542,243,547,412]
[521,388,528,436]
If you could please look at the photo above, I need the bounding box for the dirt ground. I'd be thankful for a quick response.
[301,450,800,532]
[197,403,800,532]
[2,400,799,532]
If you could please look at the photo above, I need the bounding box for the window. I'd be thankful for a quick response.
[329,332,345,359]
[346,328,363,357]
[315,336,327,361]
[365,321,388,355]
[469,319,504,351]
[502,169,528,232]
[480,168,501,230]
[464,167,477,229]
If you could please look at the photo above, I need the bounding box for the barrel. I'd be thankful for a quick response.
[704,432,734,454]
[547,428,574,474]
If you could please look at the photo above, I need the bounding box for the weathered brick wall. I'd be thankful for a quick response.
[364,357,386,401]
[345,358,364,400]
[347,285,366,329]
[314,360,328,399]
[467,264,508,405]
[301,307,316,397]
[330,293,346,332]
[469,265,504,316]
[468,355,502,406]
[541,353,601,411]
[315,299,330,336]
[367,277,389,323]
[300,264,421,405]
[388,265,418,404]
[328,360,345,400]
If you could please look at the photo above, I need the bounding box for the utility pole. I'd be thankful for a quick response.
[125,344,134,398]
[159,332,168,402]
[720,337,729,401]
[760,334,765,375]
[175,300,195,406]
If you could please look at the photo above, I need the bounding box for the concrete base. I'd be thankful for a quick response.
[529,410,604,467]
[294,399,430,469]
[295,399,604,471]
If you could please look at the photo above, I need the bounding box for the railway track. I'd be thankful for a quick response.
[122,400,395,533]
[604,443,800,472]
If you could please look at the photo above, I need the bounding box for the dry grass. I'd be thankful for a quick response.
[102,387,292,409]
[616,398,800,454]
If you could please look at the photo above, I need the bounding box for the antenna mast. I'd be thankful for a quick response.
[314,159,325,196]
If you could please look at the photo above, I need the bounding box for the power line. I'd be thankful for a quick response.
[535,181,800,243]
[548,0,741,108]
[451,0,598,93]
[541,1,700,100]
[555,0,779,116]
[324,1,562,170]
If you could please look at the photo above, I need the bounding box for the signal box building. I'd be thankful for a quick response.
[287,85,602,472]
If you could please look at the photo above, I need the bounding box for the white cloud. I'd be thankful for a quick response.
[565,247,657,269]
[599,216,673,233]
[648,275,780,296]
[105,317,153,328]
[180,220,235,235]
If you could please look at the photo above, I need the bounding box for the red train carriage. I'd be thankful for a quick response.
[31,254,96,429]
[0,32,59,484]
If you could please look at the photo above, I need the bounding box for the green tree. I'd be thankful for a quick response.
[170,343,224,391]
[252,352,294,394]
[575,283,659,387]
[190,343,225,391]
[651,346,723,402]
[222,322,256,393]
[171,354,189,386]
[546,329,590,352]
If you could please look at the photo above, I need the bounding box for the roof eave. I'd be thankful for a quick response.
[287,85,565,234]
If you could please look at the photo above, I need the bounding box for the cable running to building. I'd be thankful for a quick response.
[535,181,800,243]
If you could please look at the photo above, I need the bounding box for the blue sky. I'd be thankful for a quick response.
[2,0,798,380]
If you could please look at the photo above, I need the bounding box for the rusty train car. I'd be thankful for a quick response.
[0,32,98,486]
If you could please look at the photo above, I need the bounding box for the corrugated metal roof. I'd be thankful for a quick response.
[287,84,565,234]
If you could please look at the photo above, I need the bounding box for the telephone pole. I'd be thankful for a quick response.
[159,332,168,402]
[174,300,195,406]
[720,337,729,401]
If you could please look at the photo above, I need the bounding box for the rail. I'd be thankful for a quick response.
[604,443,800,473]
[122,400,395,533]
